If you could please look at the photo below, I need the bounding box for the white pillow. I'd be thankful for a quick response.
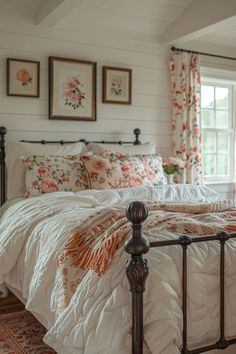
[87,142,156,155]
[99,184,219,204]
[5,140,87,200]
[152,184,219,203]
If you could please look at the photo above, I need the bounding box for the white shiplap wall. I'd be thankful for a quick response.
[0,0,234,199]
[0,1,174,158]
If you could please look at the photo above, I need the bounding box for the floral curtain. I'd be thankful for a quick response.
[169,53,202,184]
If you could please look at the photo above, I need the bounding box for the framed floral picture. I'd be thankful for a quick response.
[103,66,132,104]
[49,56,96,121]
[7,58,40,97]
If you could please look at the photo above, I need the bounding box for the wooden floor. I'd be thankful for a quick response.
[0,291,24,315]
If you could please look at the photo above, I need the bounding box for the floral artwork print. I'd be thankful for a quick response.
[7,59,40,97]
[49,57,96,120]
[169,53,202,185]
[111,76,124,96]
[103,66,131,104]
[64,76,85,110]
[16,68,32,86]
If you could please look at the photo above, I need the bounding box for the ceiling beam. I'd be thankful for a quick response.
[160,0,236,44]
[36,0,84,26]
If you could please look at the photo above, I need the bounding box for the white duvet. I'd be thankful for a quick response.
[1,185,236,354]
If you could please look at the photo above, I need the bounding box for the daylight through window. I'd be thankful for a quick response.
[201,82,234,183]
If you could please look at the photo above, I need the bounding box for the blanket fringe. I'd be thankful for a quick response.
[60,231,127,274]
[58,209,128,274]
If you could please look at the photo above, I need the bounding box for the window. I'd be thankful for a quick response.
[201,81,234,183]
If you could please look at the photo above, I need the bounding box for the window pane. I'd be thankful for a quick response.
[201,82,233,182]
[204,155,215,176]
[203,131,216,153]
[201,85,214,108]
[215,87,229,109]
[217,155,229,176]
[217,132,230,153]
[216,110,229,128]
[201,109,214,128]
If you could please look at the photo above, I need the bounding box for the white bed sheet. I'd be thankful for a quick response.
[1,185,236,354]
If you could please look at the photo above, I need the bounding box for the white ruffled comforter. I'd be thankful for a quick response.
[1,185,236,354]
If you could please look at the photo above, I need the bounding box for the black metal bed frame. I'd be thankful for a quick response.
[0,126,141,206]
[125,201,236,354]
[2,125,235,353]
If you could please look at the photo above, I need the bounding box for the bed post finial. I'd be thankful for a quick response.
[126,201,149,256]
[0,127,7,206]
[125,201,149,354]
[133,128,141,145]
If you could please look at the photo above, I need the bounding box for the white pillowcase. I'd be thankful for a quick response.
[87,142,156,155]
[152,184,219,203]
[113,184,219,204]
[5,141,87,200]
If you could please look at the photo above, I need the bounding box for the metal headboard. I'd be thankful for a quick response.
[0,127,141,206]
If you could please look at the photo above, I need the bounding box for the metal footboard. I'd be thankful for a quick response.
[125,201,236,354]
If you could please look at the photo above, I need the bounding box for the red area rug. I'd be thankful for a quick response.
[0,310,56,353]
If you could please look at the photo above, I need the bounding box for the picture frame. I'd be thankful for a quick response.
[103,66,132,104]
[49,56,96,121]
[7,58,40,98]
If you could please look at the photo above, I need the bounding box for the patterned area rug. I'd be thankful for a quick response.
[0,310,56,353]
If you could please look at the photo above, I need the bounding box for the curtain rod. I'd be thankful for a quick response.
[171,46,236,62]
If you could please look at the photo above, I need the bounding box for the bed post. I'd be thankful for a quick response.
[133,128,141,145]
[0,127,7,206]
[125,201,150,354]
[0,127,8,298]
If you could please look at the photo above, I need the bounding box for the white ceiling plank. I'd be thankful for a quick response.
[36,0,84,26]
[160,0,236,44]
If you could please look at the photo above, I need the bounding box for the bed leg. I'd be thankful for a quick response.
[125,201,150,354]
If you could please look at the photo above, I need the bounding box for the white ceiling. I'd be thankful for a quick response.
[68,0,192,41]
[2,0,236,52]
[191,15,236,49]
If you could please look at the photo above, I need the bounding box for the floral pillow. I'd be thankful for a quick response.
[87,147,166,186]
[22,155,89,197]
[80,152,166,190]
[137,154,167,185]
[80,153,153,190]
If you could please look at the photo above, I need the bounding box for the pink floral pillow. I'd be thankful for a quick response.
[22,155,89,197]
[137,155,167,185]
[80,152,165,190]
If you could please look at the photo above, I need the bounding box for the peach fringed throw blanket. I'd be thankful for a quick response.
[57,200,236,307]
[58,208,129,274]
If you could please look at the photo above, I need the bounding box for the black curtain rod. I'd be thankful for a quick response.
[171,46,236,62]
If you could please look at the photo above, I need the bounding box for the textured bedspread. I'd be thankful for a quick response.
[57,200,236,309]
[0,187,236,354]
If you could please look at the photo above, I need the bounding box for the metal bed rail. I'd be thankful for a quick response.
[125,201,236,354]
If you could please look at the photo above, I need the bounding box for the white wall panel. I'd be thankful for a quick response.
[0,0,233,200]
[0,2,173,160]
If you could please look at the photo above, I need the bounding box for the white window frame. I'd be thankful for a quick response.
[201,74,235,184]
